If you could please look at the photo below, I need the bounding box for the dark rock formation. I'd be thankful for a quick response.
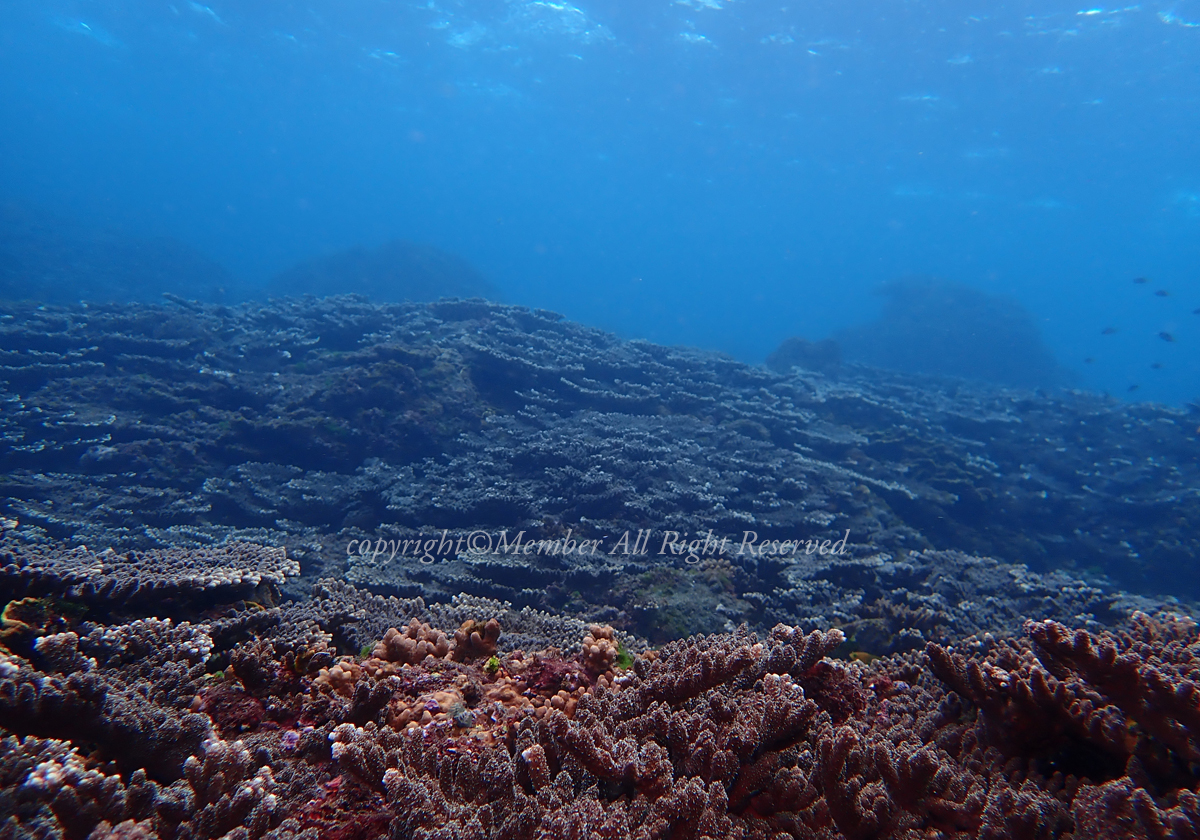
[266,240,498,303]
[0,200,237,305]
[834,277,1071,388]
[765,337,842,374]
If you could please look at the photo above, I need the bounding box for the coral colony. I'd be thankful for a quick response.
[3,539,1200,839]
[2,297,1200,838]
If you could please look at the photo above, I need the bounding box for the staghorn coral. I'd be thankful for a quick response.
[181,737,281,839]
[0,734,153,840]
[1026,614,1200,767]
[87,819,160,840]
[0,732,286,840]
[308,615,1200,839]
[1072,776,1200,840]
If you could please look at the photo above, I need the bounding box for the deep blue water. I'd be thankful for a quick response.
[1,0,1197,403]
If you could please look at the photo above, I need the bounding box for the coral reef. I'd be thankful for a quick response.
[2,296,1196,837]
[275,581,608,659]
[1,296,1194,645]
[0,540,298,612]
[3,545,1198,839]
[928,613,1200,807]
[2,617,214,782]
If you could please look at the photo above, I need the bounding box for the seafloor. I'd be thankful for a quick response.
[1,295,1198,839]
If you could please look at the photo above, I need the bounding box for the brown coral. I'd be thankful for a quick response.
[313,658,364,697]
[367,617,500,666]
[371,620,452,664]
[580,624,620,675]
[928,612,1200,793]
[450,617,501,663]
[6,576,1200,840]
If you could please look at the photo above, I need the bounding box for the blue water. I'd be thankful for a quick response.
[1,0,1197,403]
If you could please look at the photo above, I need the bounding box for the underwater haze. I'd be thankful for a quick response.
[1,0,1198,403]
[8,6,1200,834]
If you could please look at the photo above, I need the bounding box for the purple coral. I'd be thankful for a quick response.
[4,552,1200,840]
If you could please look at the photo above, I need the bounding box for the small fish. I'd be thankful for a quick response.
[1155,290,1170,297]
[1193,308,1200,315]
[1084,357,1095,363]
[1101,326,1118,335]
[849,651,880,664]
[1128,384,1140,391]
[1151,362,1164,369]
[1133,276,1149,284]
[1159,331,1176,342]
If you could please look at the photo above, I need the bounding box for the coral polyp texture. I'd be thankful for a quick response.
[2,544,1199,839]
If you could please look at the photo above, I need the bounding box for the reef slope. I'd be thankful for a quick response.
[0,296,1196,647]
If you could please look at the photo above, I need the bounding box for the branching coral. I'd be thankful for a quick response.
[4,562,1200,840]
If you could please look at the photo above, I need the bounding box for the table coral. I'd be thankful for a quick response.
[0,540,298,612]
